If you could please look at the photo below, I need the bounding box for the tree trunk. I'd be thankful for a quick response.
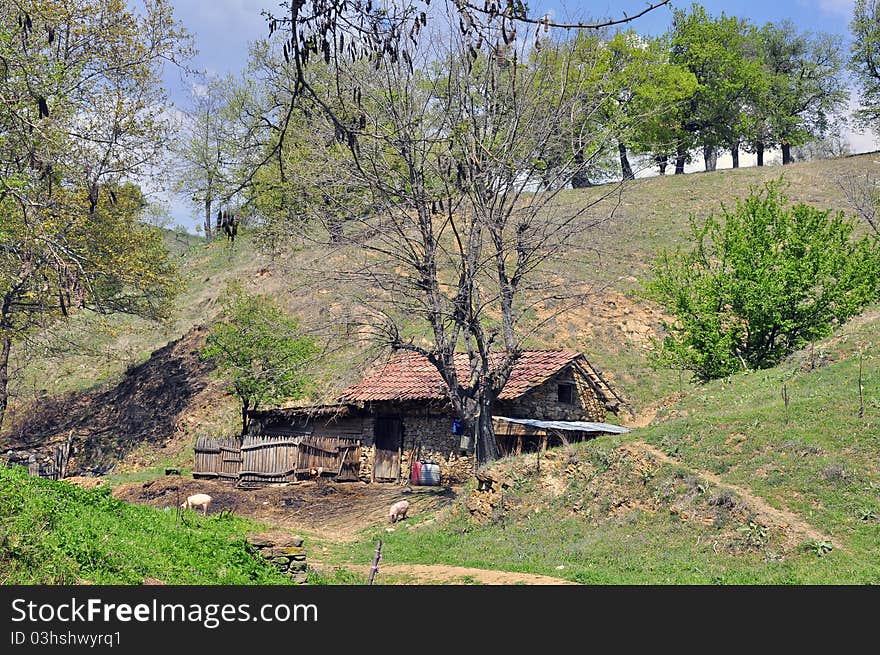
[204,198,213,240]
[618,142,634,181]
[703,144,717,172]
[570,150,592,188]
[675,144,687,175]
[756,142,764,167]
[655,154,668,175]
[241,400,250,436]
[781,142,792,165]
[327,218,344,243]
[474,394,500,467]
[570,171,593,188]
[0,336,11,431]
[731,144,739,169]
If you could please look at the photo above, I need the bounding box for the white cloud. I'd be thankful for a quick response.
[815,0,856,16]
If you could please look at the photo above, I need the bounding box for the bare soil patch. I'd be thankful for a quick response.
[113,476,459,541]
[312,562,575,585]
[1,327,217,476]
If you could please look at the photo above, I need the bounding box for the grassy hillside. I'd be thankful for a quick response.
[322,310,879,583]
[0,466,289,584]
[1,155,879,585]
[3,153,879,474]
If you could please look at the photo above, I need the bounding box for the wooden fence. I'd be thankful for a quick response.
[193,436,242,480]
[298,435,361,482]
[239,435,299,484]
[195,434,361,484]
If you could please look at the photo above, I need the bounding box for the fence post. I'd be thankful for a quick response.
[368,539,382,585]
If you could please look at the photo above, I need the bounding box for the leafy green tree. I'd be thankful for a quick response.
[850,0,880,129]
[750,21,846,165]
[200,289,318,435]
[626,36,698,175]
[598,32,697,181]
[646,180,880,381]
[0,0,188,429]
[172,75,240,241]
[668,4,761,172]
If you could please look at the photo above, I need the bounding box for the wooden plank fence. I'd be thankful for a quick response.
[240,435,299,484]
[193,436,242,480]
[298,435,361,482]
[195,434,361,484]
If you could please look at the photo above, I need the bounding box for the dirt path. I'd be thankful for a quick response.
[312,562,576,585]
[622,393,684,429]
[629,440,839,548]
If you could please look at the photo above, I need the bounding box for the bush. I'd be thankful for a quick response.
[646,179,880,381]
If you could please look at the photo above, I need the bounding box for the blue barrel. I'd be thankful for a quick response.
[418,461,441,486]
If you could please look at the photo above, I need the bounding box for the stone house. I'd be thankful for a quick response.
[247,350,629,483]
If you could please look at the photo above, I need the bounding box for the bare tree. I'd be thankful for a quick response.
[172,77,232,240]
[838,171,880,234]
[268,13,628,466]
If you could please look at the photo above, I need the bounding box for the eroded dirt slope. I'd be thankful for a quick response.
[1,327,219,475]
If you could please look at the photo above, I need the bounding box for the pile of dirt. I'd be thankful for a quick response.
[0,327,216,476]
[113,476,459,540]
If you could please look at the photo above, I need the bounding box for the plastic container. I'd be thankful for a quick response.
[410,460,422,485]
[418,461,441,486]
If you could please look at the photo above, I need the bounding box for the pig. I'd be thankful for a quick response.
[388,500,410,523]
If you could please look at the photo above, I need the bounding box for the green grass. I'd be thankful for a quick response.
[327,441,878,583]
[317,309,880,584]
[4,155,880,584]
[0,465,290,585]
[636,310,880,579]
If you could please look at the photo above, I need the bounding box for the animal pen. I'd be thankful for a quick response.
[193,434,361,484]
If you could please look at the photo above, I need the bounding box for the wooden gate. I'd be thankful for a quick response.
[373,417,402,481]
[193,436,242,480]
[298,435,361,482]
[240,435,299,484]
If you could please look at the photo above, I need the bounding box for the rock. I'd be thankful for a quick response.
[247,536,275,548]
[264,546,305,558]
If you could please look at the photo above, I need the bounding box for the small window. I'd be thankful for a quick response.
[557,383,574,405]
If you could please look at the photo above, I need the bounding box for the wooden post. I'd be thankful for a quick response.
[781,384,789,424]
[175,487,181,524]
[515,434,522,456]
[368,539,382,585]
[396,435,403,484]
[859,349,865,420]
[540,434,548,453]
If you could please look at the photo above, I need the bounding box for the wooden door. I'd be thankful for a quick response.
[373,417,402,481]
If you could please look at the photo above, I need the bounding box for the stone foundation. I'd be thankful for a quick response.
[247,535,308,583]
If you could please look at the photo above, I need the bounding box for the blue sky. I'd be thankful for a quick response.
[157,0,873,230]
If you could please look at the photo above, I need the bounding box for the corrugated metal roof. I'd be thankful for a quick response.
[493,416,631,434]
[338,350,583,403]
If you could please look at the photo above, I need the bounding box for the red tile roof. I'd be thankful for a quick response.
[338,350,583,402]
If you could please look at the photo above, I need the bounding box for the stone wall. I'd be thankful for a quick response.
[399,413,472,484]
[357,410,474,484]
[246,535,307,584]
[497,366,606,422]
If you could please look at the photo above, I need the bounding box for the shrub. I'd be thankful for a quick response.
[646,179,880,381]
